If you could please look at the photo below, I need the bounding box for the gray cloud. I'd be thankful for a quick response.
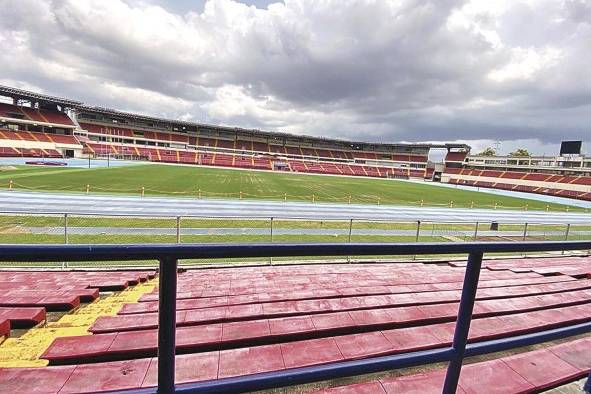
[0,0,589,154]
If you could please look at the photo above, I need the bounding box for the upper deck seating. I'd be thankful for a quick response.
[0,103,74,126]
[38,109,75,126]
[196,137,215,147]
[216,140,234,149]
[300,147,316,156]
[251,141,268,152]
[285,146,300,155]
[316,149,332,158]
[444,152,468,162]
[269,145,286,154]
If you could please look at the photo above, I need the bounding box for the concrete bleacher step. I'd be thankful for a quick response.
[152,265,538,294]
[0,271,156,316]
[0,320,9,339]
[485,256,591,268]
[482,257,591,278]
[43,302,591,365]
[0,271,155,292]
[4,335,591,393]
[138,274,575,303]
[121,279,590,315]
[0,294,80,311]
[90,285,591,333]
[0,307,46,328]
[313,338,591,394]
[5,262,591,392]
[0,289,98,303]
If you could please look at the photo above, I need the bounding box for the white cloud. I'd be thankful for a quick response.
[0,0,589,154]
[488,47,562,82]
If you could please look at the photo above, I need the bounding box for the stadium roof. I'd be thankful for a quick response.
[0,85,82,107]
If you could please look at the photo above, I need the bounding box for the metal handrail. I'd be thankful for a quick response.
[1,240,590,394]
[2,240,591,261]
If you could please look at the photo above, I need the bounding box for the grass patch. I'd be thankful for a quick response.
[0,164,583,211]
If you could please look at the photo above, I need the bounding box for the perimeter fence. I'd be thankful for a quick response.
[1,212,590,267]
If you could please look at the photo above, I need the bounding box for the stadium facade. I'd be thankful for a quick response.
[0,85,589,201]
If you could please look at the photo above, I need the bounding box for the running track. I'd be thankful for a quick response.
[1,191,590,224]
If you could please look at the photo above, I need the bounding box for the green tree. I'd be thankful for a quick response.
[478,147,497,156]
[509,148,530,157]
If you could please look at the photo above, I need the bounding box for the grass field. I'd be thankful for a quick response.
[0,163,583,211]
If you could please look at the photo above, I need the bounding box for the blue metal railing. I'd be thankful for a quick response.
[1,241,591,394]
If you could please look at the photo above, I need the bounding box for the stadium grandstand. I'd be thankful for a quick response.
[0,86,81,159]
[75,104,439,179]
[443,149,591,202]
[0,85,464,180]
[2,84,590,203]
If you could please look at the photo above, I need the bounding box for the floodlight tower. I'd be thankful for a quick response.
[493,141,501,154]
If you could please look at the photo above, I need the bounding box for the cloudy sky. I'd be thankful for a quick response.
[1,0,590,155]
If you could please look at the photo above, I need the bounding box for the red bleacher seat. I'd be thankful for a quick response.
[216,140,234,149]
[196,137,215,147]
[317,337,590,393]
[316,149,332,158]
[285,146,300,155]
[572,176,591,185]
[500,171,525,179]
[524,173,549,181]
[213,154,233,166]
[169,133,188,143]
[251,141,268,152]
[444,152,468,162]
[0,259,583,393]
[46,134,79,145]
[444,165,591,202]
[38,109,74,126]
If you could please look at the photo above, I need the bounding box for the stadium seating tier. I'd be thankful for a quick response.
[445,168,591,202]
[1,257,589,393]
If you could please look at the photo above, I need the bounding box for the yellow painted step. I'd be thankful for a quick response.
[0,278,157,368]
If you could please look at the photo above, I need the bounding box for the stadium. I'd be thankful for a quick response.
[0,79,591,394]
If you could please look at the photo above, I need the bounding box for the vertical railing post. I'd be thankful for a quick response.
[473,221,479,241]
[563,223,570,255]
[583,372,590,393]
[348,219,353,243]
[176,216,181,244]
[442,251,484,394]
[157,257,178,394]
[347,219,353,263]
[63,213,69,269]
[64,213,68,245]
[412,221,421,261]
[523,222,529,257]
[269,217,274,265]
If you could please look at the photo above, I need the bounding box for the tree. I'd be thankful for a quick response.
[478,147,497,156]
[509,148,530,157]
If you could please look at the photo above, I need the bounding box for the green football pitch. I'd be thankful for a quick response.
[0,163,582,211]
